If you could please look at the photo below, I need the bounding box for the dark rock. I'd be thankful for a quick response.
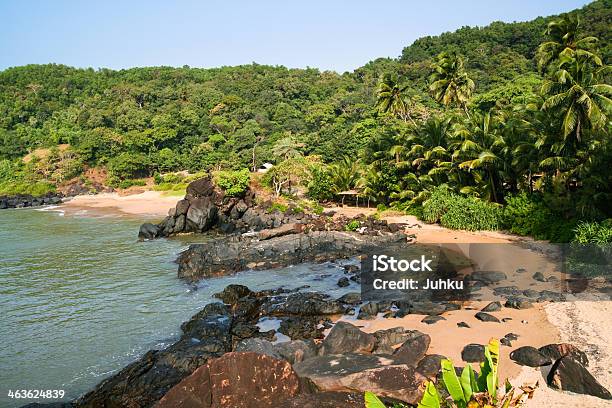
[538,343,589,367]
[532,272,547,282]
[156,352,303,408]
[493,286,521,296]
[320,322,376,355]
[235,338,282,360]
[505,333,519,341]
[504,298,533,309]
[509,346,551,367]
[392,331,431,365]
[274,340,318,364]
[337,277,350,287]
[416,354,446,379]
[214,284,253,304]
[138,223,160,240]
[475,312,500,323]
[469,271,508,284]
[337,292,361,305]
[481,301,502,312]
[177,231,407,281]
[457,322,470,328]
[372,327,413,354]
[357,302,379,319]
[537,290,566,302]
[547,356,612,399]
[261,292,345,316]
[421,315,446,324]
[279,316,326,340]
[461,344,485,363]
[500,338,512,347]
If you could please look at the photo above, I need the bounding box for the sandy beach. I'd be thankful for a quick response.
[61,191,180,218]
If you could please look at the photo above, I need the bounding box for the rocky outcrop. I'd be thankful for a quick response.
[547,356,612,400]
[177,230,408,281]
[139,176,406,239]
[0,193,62,209]
[155,352,303,408]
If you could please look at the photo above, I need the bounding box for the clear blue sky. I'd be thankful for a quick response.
[0,0,590,73]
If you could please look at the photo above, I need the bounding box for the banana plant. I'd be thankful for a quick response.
[367,339,537,408]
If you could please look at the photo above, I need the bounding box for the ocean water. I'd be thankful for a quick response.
[0,207,355,407]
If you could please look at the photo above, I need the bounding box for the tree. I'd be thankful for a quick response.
[271,134,304,161]
[375,74,416,125]
[536,14,599,73]
[429,52,475,116]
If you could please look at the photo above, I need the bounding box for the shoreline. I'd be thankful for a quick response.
[60,191,180,218]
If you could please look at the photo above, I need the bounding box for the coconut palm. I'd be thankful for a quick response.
[429,52,475,116]
[376,73,417,125]
[271,135,305,160]
[536,14,599,73]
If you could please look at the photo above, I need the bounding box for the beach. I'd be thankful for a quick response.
[61,191,181,218]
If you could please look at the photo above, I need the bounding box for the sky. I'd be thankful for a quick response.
[0,0,591,73]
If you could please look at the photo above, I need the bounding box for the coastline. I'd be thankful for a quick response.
[60,191,181,218]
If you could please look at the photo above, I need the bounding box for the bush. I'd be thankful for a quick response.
[107,152,150,179]
[0,180,55,197]
[503,193,576,242]
[573,220,612,244]
[213,168,250,197]
[345,220,360,231]
[307,167,335,201]
[422,186,503,231]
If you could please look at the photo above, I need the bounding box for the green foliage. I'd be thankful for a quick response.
[307,167,335,201]
[266,202,288,214]
[573,220,612,244]
[345,220,361,231]
[421,186,455,224]
[107,152,150,179]
[212,168,250,197]
[0,180,55,197]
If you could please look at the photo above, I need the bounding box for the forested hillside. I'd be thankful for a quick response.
[1,0,610,242]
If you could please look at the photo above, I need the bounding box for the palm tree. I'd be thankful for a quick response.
[541,52,611,144]
[329,157,362,192]
[376,73,417,125]
[271,135,305,160]
[429,52,475,116]
[536,14,599,73]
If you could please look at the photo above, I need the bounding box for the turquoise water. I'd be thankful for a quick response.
[0,207,355,407]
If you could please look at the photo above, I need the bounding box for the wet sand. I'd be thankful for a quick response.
[61,191,179,218]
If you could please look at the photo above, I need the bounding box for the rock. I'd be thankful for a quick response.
[505,333,519,341]
[461,344,485,363]
[235,338,282,359]
[547,356,612,400]
[421,315,446,324]
[337,292,361,305]
[357,302,379,319]
[457,322,470,328]
[416,354,446,379]
[337,277,350,287]
[532,272,547,282]
[469,271,508,284]
[280,391,365,408]
[538,343,589,367]
[274,340,318,364]
[504,298,533,309]
[261,292,345,316]
[516,267,527,273]
[372,327,414,355]
[509,346,551,367]
[409,301,448,316]
[293,354,428,405]
[258,223,305,240]
[481,301,502,312]
[392,332,431,365]
[320,322,376,355]
[214,284,253,304]
[500,338,512,347]
[156,352,303,408]
[177,231,407,281]
[138,223,160,240]
[475,312,500,323]
[279,317,326,340]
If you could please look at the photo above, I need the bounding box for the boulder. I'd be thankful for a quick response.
[337,292,361,305]
[372,328,413,354]
[234,338,282,360]
[481,301,502,312]
[461,344,485,363]
[274,340,319,364]
[214,284,253,304]
[320,322,376,355]
[156,352,303,408]
[504,298,533,309]
[279,391,364,408]
[509,346,551,367]
[337,277,350,287]
[392,332,431,365]
[416,354,446,379]
[475,312,500,323]
[138,223,160,240]
[547,356,612,400]
[421,315,446,325]
[538,343,589,367]
[469,271,507,284]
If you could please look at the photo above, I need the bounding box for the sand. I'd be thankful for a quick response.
[61,191,180,218]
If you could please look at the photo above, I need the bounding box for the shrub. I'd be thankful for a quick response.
[573,220,612,244]
[213,168,250,197]
[107,152,150,179]
[503,193,576,242]
[266,202,288,213]
[0,180,55,197]
[307,167,335,201]
[422,186,503,231]
[345,220,360,231]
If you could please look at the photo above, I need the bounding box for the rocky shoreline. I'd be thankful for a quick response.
[0,193,63,209]
[22,176,611,407]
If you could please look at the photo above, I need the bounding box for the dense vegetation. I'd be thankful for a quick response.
[0,1,610,241]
